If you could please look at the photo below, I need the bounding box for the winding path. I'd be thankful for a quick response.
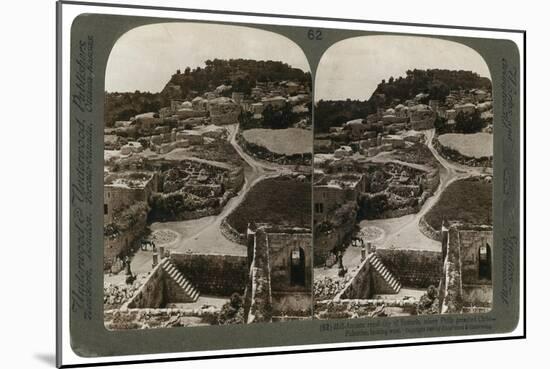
[360,129,490,252]
[134,123,285,274]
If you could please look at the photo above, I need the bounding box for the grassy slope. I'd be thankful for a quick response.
[226,178,311,233]
[424,178,492,229]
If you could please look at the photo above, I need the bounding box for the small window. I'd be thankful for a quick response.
[314,203,324,214]
[104,204,108,215]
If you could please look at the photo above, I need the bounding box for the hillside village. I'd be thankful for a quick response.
[313,69,494,318]
[103,59,314,328]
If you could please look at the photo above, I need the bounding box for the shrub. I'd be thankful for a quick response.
[217,293,245,325]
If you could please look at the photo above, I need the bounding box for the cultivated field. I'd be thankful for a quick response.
[241,128,312,155]
[226,177,311,233]
[438,133,493,158]
[424,177,492,229]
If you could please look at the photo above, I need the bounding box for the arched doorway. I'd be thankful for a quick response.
[479,242,491,280]
[290,247,306,286]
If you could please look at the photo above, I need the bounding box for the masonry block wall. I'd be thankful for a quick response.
[314,216,355,267]
[459,230,493,284]
[371,267,398,295]
[271,291,311,313]
[377,249,442,288]
[104,213,147,269]
[246,228,273,323]
[268,232,312,293]
[439,226,463,314]
[339,257,372,299]
[313,186,346,220]
[170,253,248,296]
[125,265,165,309]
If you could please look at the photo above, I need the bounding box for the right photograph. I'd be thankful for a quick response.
[313,35,494,319]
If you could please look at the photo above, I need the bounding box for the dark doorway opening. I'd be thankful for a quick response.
[479,243,491,280]
[290,247,306,286]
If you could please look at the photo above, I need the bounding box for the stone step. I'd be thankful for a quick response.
[161,259,199,302]
[369,253,401,294]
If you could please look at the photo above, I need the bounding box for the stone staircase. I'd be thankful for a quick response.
[161,258,200,302]
[368,253,402,294]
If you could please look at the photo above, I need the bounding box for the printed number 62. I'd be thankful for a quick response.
[308,29,322,40]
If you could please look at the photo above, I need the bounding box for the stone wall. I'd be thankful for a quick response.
[271,291,311,315]
[314,220,354,267]
[314,298,416,320]
[245,228,273,323]
[433,136,493,168]
[267,232,312,294]
[439,227,463,314]
[104,206,148,269]
[462,284,492,307]
[170,253,248,296]
[209,99,241,125]
[338,257,372,299]
[104,306,220,330]
[125,264,165,309]
[418,216,441,241]
[459,230,493,285]
[237,134,312,166]
[219,218,247,245]
[313,185,346,220]
[376,249,442,288]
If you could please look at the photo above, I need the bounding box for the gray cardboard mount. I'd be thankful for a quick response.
[67,12,521,357]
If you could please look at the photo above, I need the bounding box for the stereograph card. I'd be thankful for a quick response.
[56,1,525,367]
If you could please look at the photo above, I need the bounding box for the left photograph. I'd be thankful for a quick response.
[102,22,313,329]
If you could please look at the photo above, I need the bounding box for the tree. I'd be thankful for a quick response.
[433,115,447,134]
[455,110,484,133]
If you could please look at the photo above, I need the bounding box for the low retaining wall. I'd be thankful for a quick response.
[379,205,420,219]
[338,257,371,299]
[104,306,221,330]
[314,298,417,320]
[170,253,248,296]
[237,133,312,166]
[124,264,165,309]
[376,249,442,288]
[271,291,311,315]
[219,218,246,245]
[418,216,441,241]
[433,136,493,168]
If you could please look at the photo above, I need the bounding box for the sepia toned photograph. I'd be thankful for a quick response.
[56,4,525,364]
[313,36,494,319]
[102,22,313,329]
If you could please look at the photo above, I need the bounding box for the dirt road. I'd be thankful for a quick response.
[361,129,489,251]
[127,123,291,276]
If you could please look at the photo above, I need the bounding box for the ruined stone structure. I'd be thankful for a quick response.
[409,106,436,130]
[313,173,366,266]
[245,225,312,322]
[111,224,311,326]
[439,225,493,313]
[103,172,158,268]
[208,97,241,125]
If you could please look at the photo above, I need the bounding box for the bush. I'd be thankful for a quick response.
[217,293,245,325]
[416,285,440,315]
[455,110,485,133]
[148,192,209,221]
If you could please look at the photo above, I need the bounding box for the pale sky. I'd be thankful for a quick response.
[106,22,310,92]
[315,35,491,101]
